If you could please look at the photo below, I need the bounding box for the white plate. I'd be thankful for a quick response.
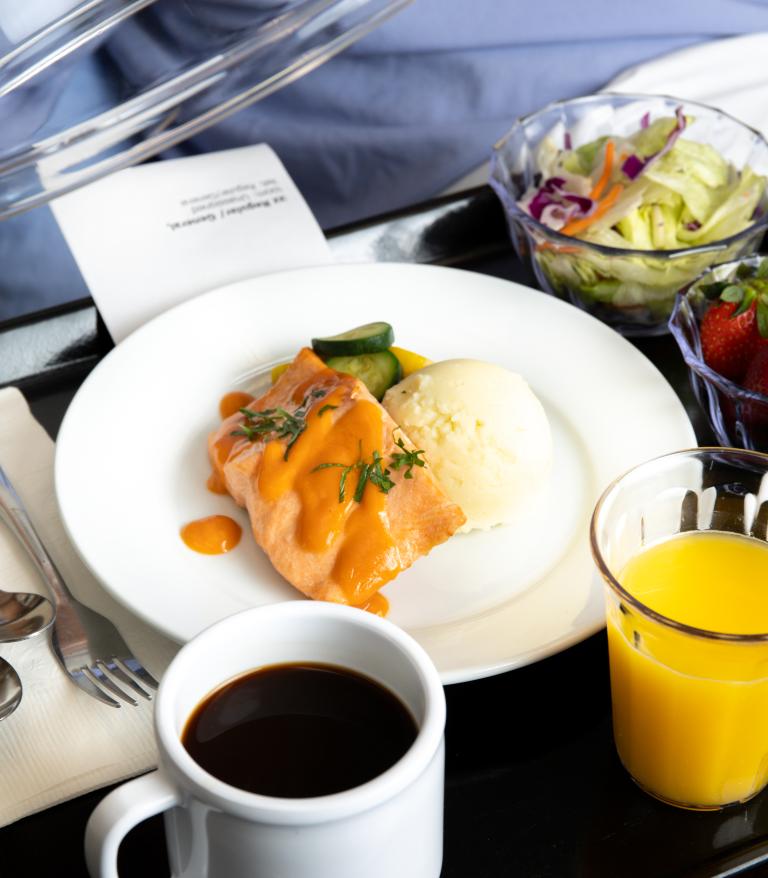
[55,263,695,683]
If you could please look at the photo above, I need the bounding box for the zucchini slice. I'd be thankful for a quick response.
[326,351,402,400]
[312,321,394,357]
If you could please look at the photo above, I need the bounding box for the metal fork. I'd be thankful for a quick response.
[0,465,158,708]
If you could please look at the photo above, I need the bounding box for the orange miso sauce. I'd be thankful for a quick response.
[201,373,397,614]
[356,592,389,617]
[180,515,242,555]
[219,391,253,420]
[184,393,250,551]
[206,392,255,493]
[256,385,401,609]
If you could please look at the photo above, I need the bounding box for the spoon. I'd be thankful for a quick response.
[0,465,56,641]
[0,589,55,642]
[0,657,22,720]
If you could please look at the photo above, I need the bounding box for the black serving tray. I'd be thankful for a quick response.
[5,185,763,878]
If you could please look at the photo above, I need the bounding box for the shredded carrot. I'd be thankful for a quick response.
[589,140,615,200]
[535,242,582,254]
[560,183,623,237]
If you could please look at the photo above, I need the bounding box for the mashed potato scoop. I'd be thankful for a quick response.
[383,359,553,533]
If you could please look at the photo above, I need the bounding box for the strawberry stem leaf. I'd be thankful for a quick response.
[757,301,768,339]
[721,285,744,304]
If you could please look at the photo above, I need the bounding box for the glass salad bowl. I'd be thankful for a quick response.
[489,93,768,336]
[670,256,768,452]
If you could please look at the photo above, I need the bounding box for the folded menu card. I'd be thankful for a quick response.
[51,144,332,343]
[0,388,178,827]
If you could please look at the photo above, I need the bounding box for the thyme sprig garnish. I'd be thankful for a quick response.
[312,436,425,503]
[389,435,427,479]
[312,443,395,503]
[360,450,396,501]
[232,388,326,460]
[312,461,355,502]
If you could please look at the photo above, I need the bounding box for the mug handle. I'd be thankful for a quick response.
[84,770,180,878]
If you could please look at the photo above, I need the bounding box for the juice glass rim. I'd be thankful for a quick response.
[590,445,768,643]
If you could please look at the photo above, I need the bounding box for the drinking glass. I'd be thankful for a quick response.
[591,448,768,810]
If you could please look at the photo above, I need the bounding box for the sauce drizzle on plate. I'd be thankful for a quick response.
[181,515,242,555]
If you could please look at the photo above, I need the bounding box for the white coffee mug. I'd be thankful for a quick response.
[84,601,446,878]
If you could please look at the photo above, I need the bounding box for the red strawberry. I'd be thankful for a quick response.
[752,327,768,361]
[700,280,768,381]
[741,347,768,444]
[700,300,757,380]
[744,346,768,397]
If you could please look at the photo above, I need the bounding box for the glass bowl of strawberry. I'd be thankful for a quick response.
[490,94,768,337]
[669,256,768,450]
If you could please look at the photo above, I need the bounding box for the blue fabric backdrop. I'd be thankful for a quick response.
[4,0,768,318]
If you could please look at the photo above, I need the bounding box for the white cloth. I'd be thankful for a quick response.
[449,32,768,197]
[606,32,768,134]
[0,387,178,827]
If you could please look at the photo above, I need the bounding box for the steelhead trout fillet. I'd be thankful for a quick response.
[209,347,466,611]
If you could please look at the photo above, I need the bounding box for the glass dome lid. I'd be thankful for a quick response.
[0,0,410,219]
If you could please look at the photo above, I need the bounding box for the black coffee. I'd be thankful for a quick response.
[181,662,418,798]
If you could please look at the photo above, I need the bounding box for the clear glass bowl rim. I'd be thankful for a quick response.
[590,445,768,642]
[490,91,768,259]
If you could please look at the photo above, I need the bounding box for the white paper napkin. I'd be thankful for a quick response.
[0,387,178,828]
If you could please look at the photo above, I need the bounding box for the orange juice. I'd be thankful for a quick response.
[607,530,768,809]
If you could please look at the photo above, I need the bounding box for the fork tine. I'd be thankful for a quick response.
[0,464,163,707]
[85,664,138,707]
[71,668,121,709]
[119,656,159,691]
[94,661,142,706]
[109,658,153,700]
